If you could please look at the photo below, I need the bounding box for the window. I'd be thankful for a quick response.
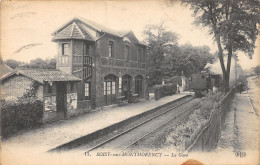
[107,82,111,95]
[142,49,146,63]
[62,43,69,55]
[85,82,90,99]
[119,77,122,94]
[125,45,130,61]
[138,49,142,63]
[70,83,74,92]
[109,41,114,57]
[84,44,90,56]
[59,43,69,64]
[47,84,52,93]
[104,83,106,95]
[112,81,115,94]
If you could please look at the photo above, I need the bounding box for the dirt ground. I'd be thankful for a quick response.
[247,76,260,116]
[215,76,259,163]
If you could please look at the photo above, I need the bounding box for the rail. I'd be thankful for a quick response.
[48,95,193,152]
[83,96,196,154]
[123,98,197,151]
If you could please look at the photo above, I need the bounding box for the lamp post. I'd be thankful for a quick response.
[146,75,150,100]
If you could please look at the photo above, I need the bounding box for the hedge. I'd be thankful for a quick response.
[1,100,43,138]
[154,83,177,100]
[164,76,182,86]
[166,91,225,150]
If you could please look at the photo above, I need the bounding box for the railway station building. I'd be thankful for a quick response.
[52,17,149,110]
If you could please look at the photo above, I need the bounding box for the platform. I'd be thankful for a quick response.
[2,93,190,153]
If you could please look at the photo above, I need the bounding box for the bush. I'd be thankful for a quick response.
[1,100,43,138]
[166,109,208,148]
[154,83,177,100]
[166,91,225,150]
[199,91,224,119]
[164,76,182,86]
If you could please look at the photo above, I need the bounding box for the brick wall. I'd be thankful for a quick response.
[94,59,147,107]
[0,75,43,102]
[94,34,147,108]
[98,34,146,65]
[56,40,73,74]
[54,34,147,109]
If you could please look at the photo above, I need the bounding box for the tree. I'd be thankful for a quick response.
[5,59,22,69]
[25,58,56,69]
[181,0,260,92]
[254,65,260,76]
[143,22,179,86]
[47,58,56,69]
[162,44,213,77]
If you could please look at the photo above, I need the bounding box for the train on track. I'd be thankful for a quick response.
[189,71,222,97]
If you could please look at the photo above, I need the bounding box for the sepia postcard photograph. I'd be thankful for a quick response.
[0,0,259,164]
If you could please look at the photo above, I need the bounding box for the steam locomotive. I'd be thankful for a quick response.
[189,71,222,97]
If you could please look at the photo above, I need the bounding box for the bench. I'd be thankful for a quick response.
[117,96,128,106]
[131,93,139,103]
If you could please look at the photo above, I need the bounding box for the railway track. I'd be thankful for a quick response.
[82,97,200,154]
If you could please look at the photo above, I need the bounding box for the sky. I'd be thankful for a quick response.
[1,0,259,70]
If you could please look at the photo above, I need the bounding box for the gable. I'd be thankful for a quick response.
[0,64,14,78]
[124,31,139,44]
[1,72,34,85]
[52,17,121,40]
[52,20,96,41]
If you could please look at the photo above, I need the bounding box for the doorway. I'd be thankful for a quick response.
[135,75,143,98]
[122,74,132,100]
[104,75,117,106]
[56,82,66,120]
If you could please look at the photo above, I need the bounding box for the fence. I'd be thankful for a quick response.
[183,87,235,152]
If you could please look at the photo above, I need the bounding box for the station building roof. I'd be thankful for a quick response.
[0,68,81,84]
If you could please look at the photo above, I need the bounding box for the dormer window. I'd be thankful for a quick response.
[123,37,131,43]
[62,43,69,55]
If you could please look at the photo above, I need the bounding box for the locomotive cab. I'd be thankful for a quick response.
[189,72,210,97]
[189,71,222,97]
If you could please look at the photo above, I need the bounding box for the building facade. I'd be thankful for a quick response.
[52,17,148,109]
[0,68,81,122]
